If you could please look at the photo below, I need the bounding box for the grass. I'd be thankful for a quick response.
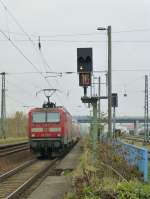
[0,137,28,145]
[65,136,150,199]
[148,163,150,183]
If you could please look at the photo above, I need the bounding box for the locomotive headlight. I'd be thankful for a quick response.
[57,133,61,137]
[31,133,35,137]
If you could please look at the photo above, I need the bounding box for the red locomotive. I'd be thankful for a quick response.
[28,101,80,156]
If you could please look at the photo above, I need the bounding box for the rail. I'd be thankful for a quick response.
[0,158,57,198]
[0,142,29,157]
[123,135,144,141]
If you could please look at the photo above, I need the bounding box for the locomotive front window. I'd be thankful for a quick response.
[47,112,60,123]
[32,112,46,123]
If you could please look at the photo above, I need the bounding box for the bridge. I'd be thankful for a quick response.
[74,116,150,124]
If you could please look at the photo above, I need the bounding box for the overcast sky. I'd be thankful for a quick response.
[0,0,150,116]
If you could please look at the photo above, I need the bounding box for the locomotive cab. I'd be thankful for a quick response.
[28,107,75,157]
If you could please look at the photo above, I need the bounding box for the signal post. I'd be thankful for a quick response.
[77,48,99,150]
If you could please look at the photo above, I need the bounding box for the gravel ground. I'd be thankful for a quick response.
[0,150,34,175]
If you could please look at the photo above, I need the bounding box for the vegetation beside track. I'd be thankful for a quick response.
[0,111,28,144]
[66,136,150,199]
[0,137,28,145]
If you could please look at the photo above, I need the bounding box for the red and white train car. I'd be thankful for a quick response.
[28,106,80,156]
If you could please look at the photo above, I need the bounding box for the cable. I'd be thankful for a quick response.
[0,29,42,74]
[34,32,102,38]
[113,69,150,72]
[2,39,150,44]
[7,69,150,75]
[0,0,35,40]
[6,93,25,106]
[0,0,54,79]
[0,0,71,107]
[8,72,44,75]
[7,80,38,99]
[2,28,150,38]
[0,29,55,97]
[0,29,36,37]
[113,28,150,34]
[0,29,65,106]
[0,29,102,38]
[6,68,150,75]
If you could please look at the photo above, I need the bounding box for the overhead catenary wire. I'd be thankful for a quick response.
[2,39,150,43]
[0,28,66,106]
[0,0,74,108]
[0,3,68,107]
[1,0,150,115]
[0,0,101,110]
[5,68,150,75]
[1,27,150,39]
[0,29,42,74]
[0,1,66,75]
[0,0,54,73]
[6,93,26,106]
[0,1,58,85]
[6,80,39,99]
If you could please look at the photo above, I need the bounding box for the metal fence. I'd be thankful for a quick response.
[114,141,148,182]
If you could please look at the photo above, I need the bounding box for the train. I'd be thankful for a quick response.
[28,102,80,157]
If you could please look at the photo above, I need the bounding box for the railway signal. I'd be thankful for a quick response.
[112,93,118,108]
[77,48,93,96]
[77,48,93,73]
[112,93,118,138]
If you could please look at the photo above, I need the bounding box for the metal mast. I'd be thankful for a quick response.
[98,76,101,119]
[97,25,112,139]
[1,72,6,138]
[144,75,148,143]
[107,26,112,139]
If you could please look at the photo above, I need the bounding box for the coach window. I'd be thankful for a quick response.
[47,112,60,123]
[32,112,46,123]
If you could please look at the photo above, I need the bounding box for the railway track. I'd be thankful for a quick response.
[123,136,144,142]
[0,158,57,198]
[0,142,29,157]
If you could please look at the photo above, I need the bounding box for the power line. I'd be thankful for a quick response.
[113,69,150,72]
[1,28,150,38]
[7,80,38,99]
[6,93,27,106]
[8,72,44,75]
[0,1,54,82]
[0,29,42,74]
[0,0,54,73]
[1,39,150,44]
[0,29,102,38]
[0,29,64,106]
[113,28,150,33]
[0,0,72,107]
[6,68,150,75]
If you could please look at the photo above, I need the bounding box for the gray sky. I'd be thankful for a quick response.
[0,0,150,116]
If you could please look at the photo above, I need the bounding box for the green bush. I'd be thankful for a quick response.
[117,180,150,199]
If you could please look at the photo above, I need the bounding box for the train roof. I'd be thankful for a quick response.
[29,106,71,116]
